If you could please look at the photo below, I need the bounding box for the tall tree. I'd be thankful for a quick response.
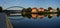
[0,6,3,12]
[48,7,52,11]
[57,8,59,12]
[21,8,26,12]
[26,7,32,12]
[44,9,48,12]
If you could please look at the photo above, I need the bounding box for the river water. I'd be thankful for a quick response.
[9,14,60,28]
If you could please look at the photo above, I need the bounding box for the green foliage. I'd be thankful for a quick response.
[26,7,32,12]
[48,7,53,11]
[57,8,60,12]
[0,6,3,12]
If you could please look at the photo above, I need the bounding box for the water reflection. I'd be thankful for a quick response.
[57,14,60,17]
[38,15,45,19]
[48,14,52,19]
[31,14,38,19]
[21,13,60,19]
[9,13,60,28]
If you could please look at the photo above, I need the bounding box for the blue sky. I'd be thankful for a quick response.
[0,0,60,9]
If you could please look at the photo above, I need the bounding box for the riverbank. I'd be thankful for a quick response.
[0,13,13,28]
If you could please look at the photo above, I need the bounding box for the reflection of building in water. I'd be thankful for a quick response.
[21,12,59,19]
[50,14,57,16]
[31,14,38,19]
[38,15,44,19]
[50,14,53,16]
[44,14,47,17]
[48,14,57,19]
[31,7,38,13]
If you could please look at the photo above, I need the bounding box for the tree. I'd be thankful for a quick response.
[26,7,32,12]
[21,8,26,12]
[0,6,3,12]
[57,8,60,12]
[48,7,52,11]
[21,8,26,15]
[44,9,48,12]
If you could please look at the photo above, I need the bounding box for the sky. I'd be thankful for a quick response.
[0,0,60,9]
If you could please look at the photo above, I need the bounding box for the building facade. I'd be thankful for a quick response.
[38,8,44,12]
[31,7,38,13]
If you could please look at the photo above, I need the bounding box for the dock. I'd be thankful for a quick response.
[0,13,13,28]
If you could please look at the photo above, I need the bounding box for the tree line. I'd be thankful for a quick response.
[0,6,60,13]
[0,6,3,12]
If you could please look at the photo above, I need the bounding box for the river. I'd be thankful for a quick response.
[9,14,60,28]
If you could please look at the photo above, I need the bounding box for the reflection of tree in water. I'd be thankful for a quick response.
[25,13,31,19]
[57,14,59,17]
[21,13,45,19]
[57,14,60,17]
[21,14,55,19]
[21,12,31,19]
[21,12,60,19]
[48,15,52,19]
[44,14,47,17]
[21,7,32,19]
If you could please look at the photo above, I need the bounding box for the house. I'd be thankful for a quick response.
[31,7,38,13]
[49,9,53,12]
[38,8,44,12]
[48,7,53,12]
